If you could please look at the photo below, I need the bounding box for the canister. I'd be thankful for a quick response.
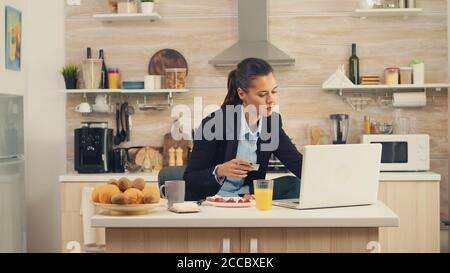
[108,68,121,89]
[384,67,399,85]
[399,67,412,84]
[117,0,138,14]
[411,59,424,84]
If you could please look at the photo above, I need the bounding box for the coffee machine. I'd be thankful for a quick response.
[74,122,113,173]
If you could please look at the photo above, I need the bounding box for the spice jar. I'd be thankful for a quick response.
[384,67,399,85]
[399,67,412,84]
[117,0,138,14]
[164,68,187,89]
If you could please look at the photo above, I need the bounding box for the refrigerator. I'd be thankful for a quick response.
[0,94,25,252]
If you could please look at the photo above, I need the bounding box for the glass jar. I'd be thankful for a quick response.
[117,0,139,14]
[384,67,399,85]
[164,68,187,89]
[383,0,399,8]
[399,67,412,84]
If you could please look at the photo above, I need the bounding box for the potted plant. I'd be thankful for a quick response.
[140,0,154,14]
[61,64,79,89]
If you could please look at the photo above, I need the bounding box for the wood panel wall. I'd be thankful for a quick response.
[65,0,449,225]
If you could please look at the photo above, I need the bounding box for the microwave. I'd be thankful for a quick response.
[361,134,429,172]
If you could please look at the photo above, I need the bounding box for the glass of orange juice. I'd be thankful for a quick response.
[253,180,274,211]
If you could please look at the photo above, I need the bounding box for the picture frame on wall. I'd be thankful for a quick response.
[5,6,22,71]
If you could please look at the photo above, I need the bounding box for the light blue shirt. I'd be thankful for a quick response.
[217,107,262,197]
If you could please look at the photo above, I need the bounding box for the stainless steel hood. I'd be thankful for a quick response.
[209,0,295,66]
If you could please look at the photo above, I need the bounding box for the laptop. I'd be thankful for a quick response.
[272,144,382,210]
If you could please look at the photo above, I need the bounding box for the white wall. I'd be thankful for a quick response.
[25,0,65,252]
[447,0,450,253]
[0,0,27,95]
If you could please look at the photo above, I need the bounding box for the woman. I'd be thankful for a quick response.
[183,58,302,201]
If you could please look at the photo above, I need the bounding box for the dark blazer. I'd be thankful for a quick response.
[183,106,302,201]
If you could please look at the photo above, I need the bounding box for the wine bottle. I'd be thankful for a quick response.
[99,49,109,89]
[349,43,360,84]
[86,47,92,59]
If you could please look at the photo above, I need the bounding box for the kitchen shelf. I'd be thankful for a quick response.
[64,89,189,111]
[353,8,422,18]
[322,83,449,111]
[61,89,189,94]
[93,13,162,22]
[322,84,450,93]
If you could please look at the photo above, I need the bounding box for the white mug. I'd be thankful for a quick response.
[75,102,92,113]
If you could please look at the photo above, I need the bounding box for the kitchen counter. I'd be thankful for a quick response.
[59,173,159,182]
[60,171,439,252]
[59,171,441,183]
[92,201,398,228]
[92,201,398,253]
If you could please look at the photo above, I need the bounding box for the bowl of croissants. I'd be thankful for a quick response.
[91,177,166,215]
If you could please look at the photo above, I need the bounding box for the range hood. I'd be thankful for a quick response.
[209,0,295,66]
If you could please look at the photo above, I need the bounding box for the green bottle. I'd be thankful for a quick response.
[349,43,360,84]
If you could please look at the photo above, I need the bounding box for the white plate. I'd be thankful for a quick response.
[205,200,254,208]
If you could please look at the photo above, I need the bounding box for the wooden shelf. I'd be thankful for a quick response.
[93,13,162,22]
[353,8,422,18]
[322,84,450,91]
[62,89,189,94]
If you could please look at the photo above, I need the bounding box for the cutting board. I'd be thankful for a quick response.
[135,146,164,172]
[162,132,191,167]
[148,49,189,76]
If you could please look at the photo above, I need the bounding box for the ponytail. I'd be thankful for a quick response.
[222,69,241,107]
[221,58,273,108]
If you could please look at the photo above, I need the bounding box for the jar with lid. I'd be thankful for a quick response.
[164,68,187,89]
[399,67,412,84]
[384,67,399,85]
[117,0,139,14]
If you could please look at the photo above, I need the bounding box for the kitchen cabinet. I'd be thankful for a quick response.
[241,228,378,253]
[106,228,241,253]
[60,182,106,252]
[105,227,377,253]
[378,181,440,252]
[60,175,158,252]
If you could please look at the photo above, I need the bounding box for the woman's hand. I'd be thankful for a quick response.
[216,159,254,179]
